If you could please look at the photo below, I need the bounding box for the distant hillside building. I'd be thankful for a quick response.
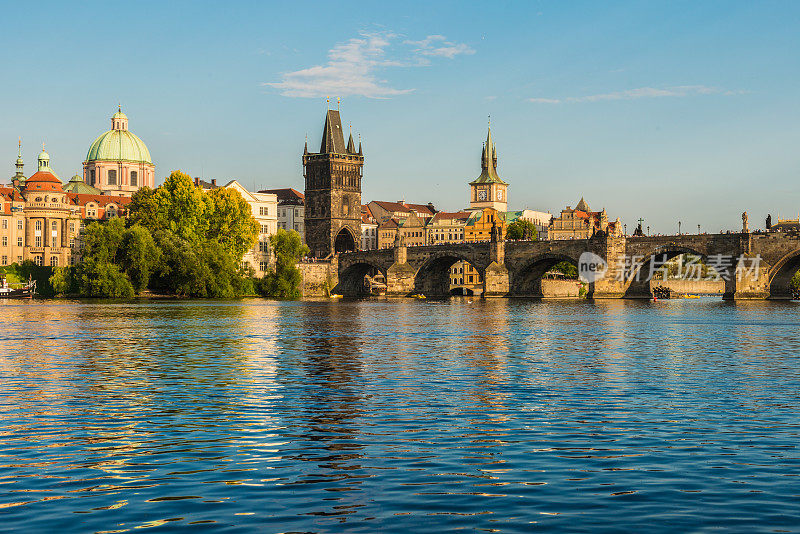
[367,200,436,224]
[84,107,155,196]
[303,109,363,258]
[549,197,622,240]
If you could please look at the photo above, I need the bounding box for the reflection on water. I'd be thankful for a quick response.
[1,298,799,532]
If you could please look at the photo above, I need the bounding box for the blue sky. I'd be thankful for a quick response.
[1,0,799,232]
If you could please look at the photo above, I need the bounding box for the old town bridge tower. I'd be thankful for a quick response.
[303,109,363,258]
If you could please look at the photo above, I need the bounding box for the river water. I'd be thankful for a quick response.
[0,298,798,533]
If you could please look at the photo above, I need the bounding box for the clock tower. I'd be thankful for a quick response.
[469,124,508,212]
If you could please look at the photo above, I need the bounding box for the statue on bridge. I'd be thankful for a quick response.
[766,214,772,231]
[742,211,749,233]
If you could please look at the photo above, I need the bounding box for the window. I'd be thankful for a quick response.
[17,237,22,247]
[261,224,269,234]
[35,236,41,247]
[69,238,75,248]
[259,261,268,271]
[51,220,57,230]
[1,220,6,229]
[33,256,42,266]
[52,237,58,248]
[90,169,95,185]
[130,170,137,186]
[69,223,74,233]
[108,169,117,185]
[50,256,58,267]
[17,220,22,231]
[35,220,42,231]
[1,256,6,265]
[1,237,6,246]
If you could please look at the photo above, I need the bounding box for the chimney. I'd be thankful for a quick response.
[194,177,199,186]
[211,179,217,186]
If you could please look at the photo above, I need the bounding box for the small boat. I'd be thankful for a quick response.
[0,278,35,299]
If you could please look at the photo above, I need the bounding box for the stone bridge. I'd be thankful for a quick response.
[334,232,800,299]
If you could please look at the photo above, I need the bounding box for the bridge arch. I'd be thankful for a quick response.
[413,251,486,298]
[334,227,358,254]
[623,244,727,298]
[768,249,800,299]
[335,261,387,297]
[510,252,581,297]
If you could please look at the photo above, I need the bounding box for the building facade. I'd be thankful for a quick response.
[303,110,363,258]
[361,204,378,250]
[261,188,305,239]
[1,149,129,267]
[549,197,622,240]
[196,178,278,275]
[84,108,155,196]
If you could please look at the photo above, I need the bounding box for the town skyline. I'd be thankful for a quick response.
[2,1,799,233]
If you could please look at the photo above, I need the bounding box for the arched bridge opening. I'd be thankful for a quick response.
[414,254,484,299]
[624,247,727,299]
[768,251,800,300]
[510,254,582,298]
[334,262,387,297]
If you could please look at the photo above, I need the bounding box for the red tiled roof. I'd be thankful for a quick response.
[68,193,132,207]
[430,211,471,223]
[378,218,400,229]
[0,187,23,202]
[372,200,411,213]
[405,203,436,215]
[26,170,61,184]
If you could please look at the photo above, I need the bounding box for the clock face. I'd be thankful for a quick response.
[478,189,487,201]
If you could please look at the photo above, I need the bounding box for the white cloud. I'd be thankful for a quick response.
[267,32,473,98]
[528,85,738,104]
[405,35,475,60]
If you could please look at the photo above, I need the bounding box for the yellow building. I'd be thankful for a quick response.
[549,197,622,240]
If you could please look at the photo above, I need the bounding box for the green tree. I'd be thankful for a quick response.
[258,229,309,299]
[119,225,161,293]
[552,261,578,279]
[49,266,72,296]
[82,217,126,263]
[206,186,259,260]
[506,219,538,240]
[128,170,211,243]
[790,271,800,297]
[72,259,134,298]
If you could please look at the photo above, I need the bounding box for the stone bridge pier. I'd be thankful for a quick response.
[333,231,800,300]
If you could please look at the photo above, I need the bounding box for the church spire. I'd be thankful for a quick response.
[14,138,24,179]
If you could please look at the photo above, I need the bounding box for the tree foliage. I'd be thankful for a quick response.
[127,170,257,261]
[206,186,260,260]
[119,225,161,292]
[257,229,309,299]
[552,261,578,279]
[506,219,539,240]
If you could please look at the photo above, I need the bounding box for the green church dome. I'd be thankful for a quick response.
[85,108,152,165]
[85,129,152,165]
